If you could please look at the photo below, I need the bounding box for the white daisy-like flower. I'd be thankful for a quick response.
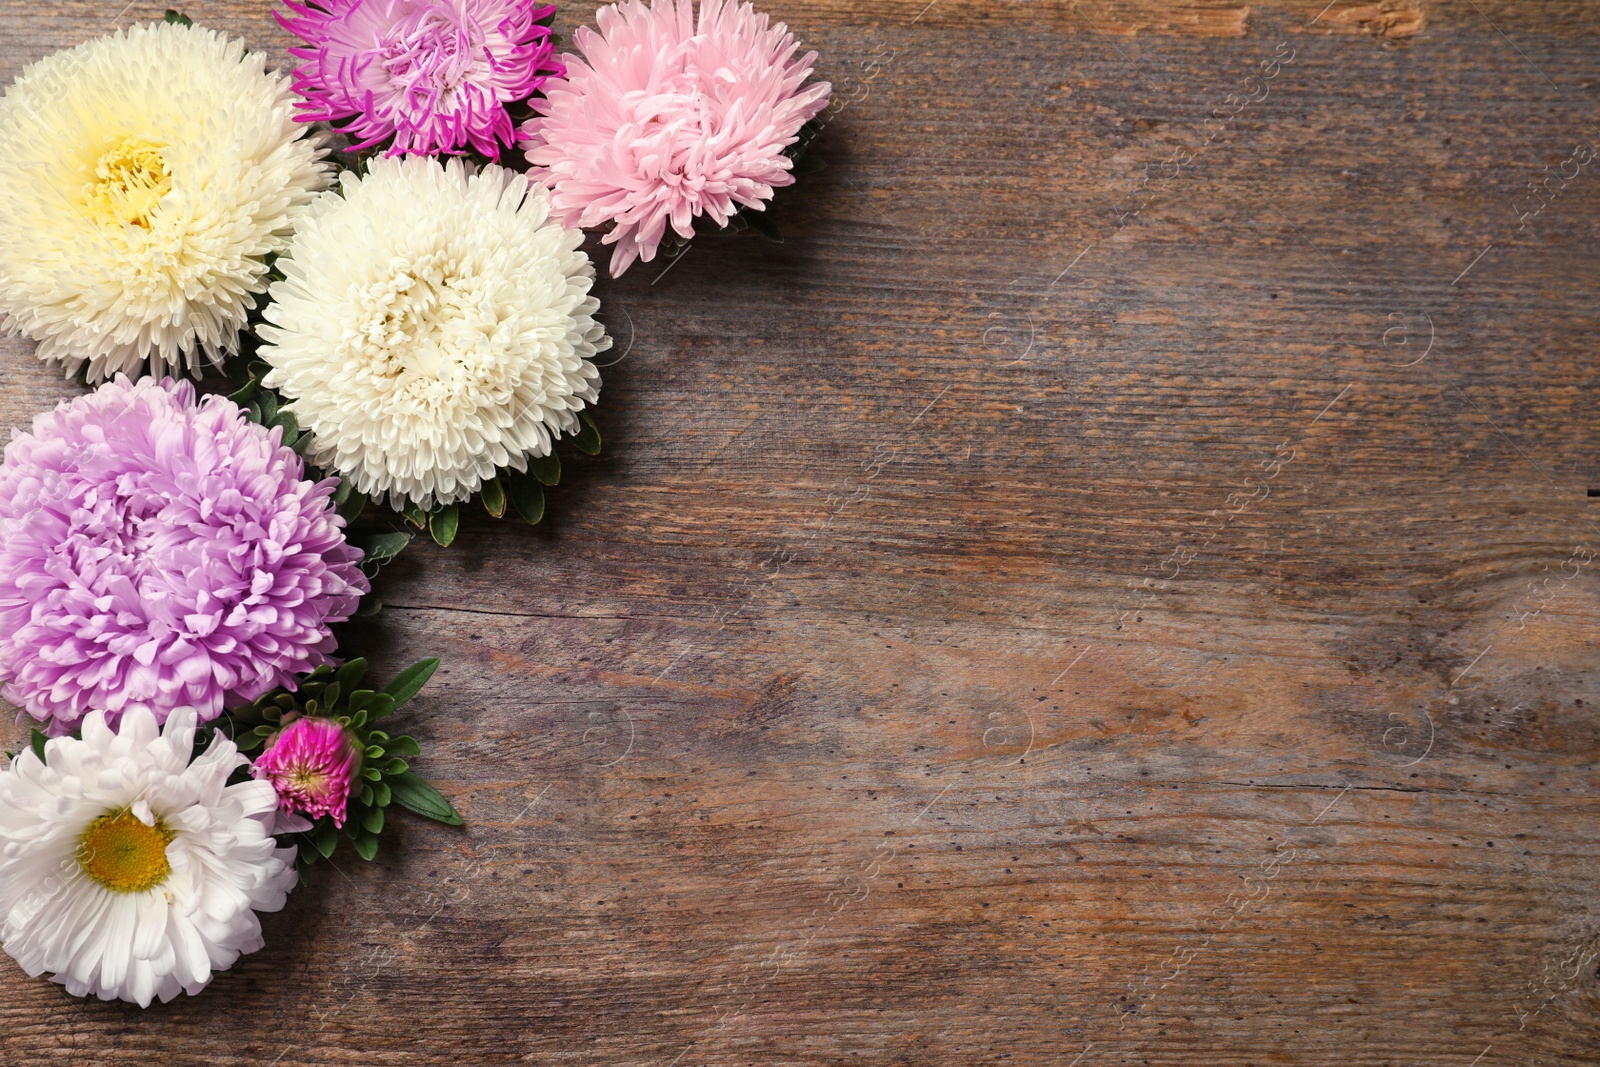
[0,21,331,381]
[0,707,296,1007]
[259,155,608,510]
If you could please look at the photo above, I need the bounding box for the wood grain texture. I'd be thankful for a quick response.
[1,1,1598,1064]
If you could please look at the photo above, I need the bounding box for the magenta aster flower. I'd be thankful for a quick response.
[253,715,362,827]
[279,0,564,159]
[520,0,831,276]
[0,377,368,734]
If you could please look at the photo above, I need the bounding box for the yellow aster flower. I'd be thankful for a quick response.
[0,21,332,381]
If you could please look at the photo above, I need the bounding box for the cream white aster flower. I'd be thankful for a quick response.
[0,707,297,1007]
[0,21,331,381]
[258,155,608,511]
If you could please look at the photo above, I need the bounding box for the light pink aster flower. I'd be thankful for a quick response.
[253,716,362,828]
[520,0,831,276]
[279,0,564,158]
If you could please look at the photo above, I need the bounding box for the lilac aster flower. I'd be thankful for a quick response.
[279,0,564,159]
[0,376,369,735]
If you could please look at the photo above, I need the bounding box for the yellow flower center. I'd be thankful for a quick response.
[83,138,171,229]
[289,765,329,793]
[78,809,174,894]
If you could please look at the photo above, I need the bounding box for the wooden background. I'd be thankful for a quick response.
[1,0,1598,1063]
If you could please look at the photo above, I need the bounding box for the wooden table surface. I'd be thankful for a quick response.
[2,1,1598,1064]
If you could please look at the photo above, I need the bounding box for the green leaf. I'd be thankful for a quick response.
[337,486,368,524]
[354,834,379,861]
[573,411,601,455]
[347,689,375,715]
[372,780,392,808]
[385,735,421,758]
[290,431,316,457]
[506,474,545,525]
[402,503,428,528]
[526,452,561,486]
[383,657,439,708]
[313,822,338,858]
[30,729,48,765]
[163,9,193,27]
[361,531,411,565]
[429,505,459,547]
[362,766,382,781]
[257,390,279,426]
[745,208,783,243]
[481,477,507,519]
[270,409,298,441]
[389,771,463,826]
[364,745,384,759]
[358,782,374,806]
[361,805,385,835]
[383,757,409,775]
[226,377,259,404]
[366,693,397,721]
[334,659,368,695]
